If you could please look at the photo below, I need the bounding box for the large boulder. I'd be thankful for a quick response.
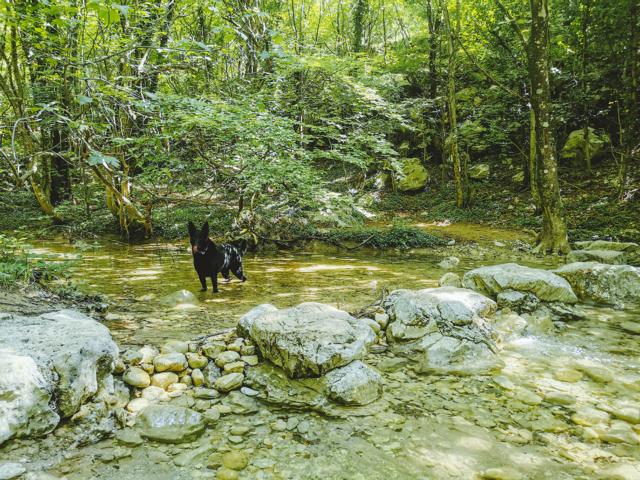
[462,263,578,303]
[383,287,501,375]
[136,405,204,443]
[391,158,429,192]
[383,286,497,341]
[554,262,640,307]
[560,127,610,166]
[238,303,376,378]
[0,310,118,446]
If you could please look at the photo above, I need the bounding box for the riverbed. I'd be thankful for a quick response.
[3,235,640,480]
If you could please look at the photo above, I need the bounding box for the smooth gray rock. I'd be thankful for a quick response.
[0,309,118,446]
[136,405,204,443]
[325,361,383,405]
[555,262,640,307]
[463,263,578,303]
[238,302,376,378]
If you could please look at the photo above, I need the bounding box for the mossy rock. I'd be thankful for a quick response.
[391,158,429,192]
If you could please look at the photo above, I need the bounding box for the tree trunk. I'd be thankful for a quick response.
[529,0,569,254]
[352,0,367,52]
[442,0,470,207]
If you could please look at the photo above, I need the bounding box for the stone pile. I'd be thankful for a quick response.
[119,331,260,418]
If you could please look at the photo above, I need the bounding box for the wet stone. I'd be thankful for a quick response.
[216,468,239,480]
[136,405,205,443]
[222,450,249,470]
[214,373,244,392]
[123,367,151,388]
[0,463,26,480]
[241,355,259,366]
[194,388,219,399]
[161,340,189,354]
[153,353,188,373]
[543,391,576,406]
[115,429,143,446]
[223,361,246,374]
[192,368,205,387]
[480,467,523,480]
[216,351,241,368]
[202,342,227,359]
[186,352,209,369]
[240,386,259,396]
[554,368,583,383]
[572,407,610,427]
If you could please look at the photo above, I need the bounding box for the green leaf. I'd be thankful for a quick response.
[88,151,119,168]
[77,95,93,106]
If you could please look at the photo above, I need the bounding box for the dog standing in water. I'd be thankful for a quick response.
[187,221,247,293]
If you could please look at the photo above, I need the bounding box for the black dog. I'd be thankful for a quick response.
[187,221,247,293]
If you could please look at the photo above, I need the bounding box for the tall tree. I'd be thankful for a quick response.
[441,0,470,208]
[529,0,569,254]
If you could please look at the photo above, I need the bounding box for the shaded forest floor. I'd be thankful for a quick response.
[1,160,638,246]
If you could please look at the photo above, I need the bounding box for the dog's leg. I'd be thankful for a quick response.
[198,273,207,291]
[212,272,219,293]
[222,268,231,283]
[233,265,247,282]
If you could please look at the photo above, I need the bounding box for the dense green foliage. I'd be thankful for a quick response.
[0,234,68,287]
[0,0,638,245]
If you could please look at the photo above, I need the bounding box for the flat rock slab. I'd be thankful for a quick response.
[567,249,627,265]
[0,309,118,446]
[136,405,204,443]
[238,302,376,378]
[462,263,578,303]
[555,262,640,307]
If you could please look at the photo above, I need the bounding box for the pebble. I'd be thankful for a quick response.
[204,408,221,424]
[186,352,209,369]
[140,363,155,374]
[192,368,205,387]
[214,373,244,392]
[0,463,26,480]
[227,339,244,352]
[161,340,189,354]
[286,417,299,431]
[215,468,239,480]
[553,368,583,383]
[493,375,516,390]
[515,389,542,406]
[139,345,159,363]
[202,342,226,359]
[141,386,170,402]
[543,391,576,406]
[272,419,287,431]
[230,425,251,436]
[151,372,179,390]
[126,397,150,413]
[572,407,610,426]
[241,355,259,366]
[115,429,143,446]
[240,386,259,396]
[167,382,188,392]
[223,361,246,374]
[369,344,388,354]
[148,450,171,464]
[240,345,255,356]
[123,367,151,388]
[113,358,126,374]
[216,351,241,367]
[194,388,219,399]
[374,312,389,329]
[228,435,243,444]
[575,363,613,383]
[222,450,249,470]
[297,420,310,434]
[153,353,188,372]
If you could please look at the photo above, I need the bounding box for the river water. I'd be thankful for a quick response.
[7,234,640,479]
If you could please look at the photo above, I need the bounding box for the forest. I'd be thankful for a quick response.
[1,1,640,480]
[0,0,637,252]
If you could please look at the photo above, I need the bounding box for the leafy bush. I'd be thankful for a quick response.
[0,234,69,287]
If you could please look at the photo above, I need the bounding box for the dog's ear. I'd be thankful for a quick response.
[201,221,209,238]
[187,221,197,240]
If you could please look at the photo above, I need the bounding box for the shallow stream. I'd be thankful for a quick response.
[4,234,640,479]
